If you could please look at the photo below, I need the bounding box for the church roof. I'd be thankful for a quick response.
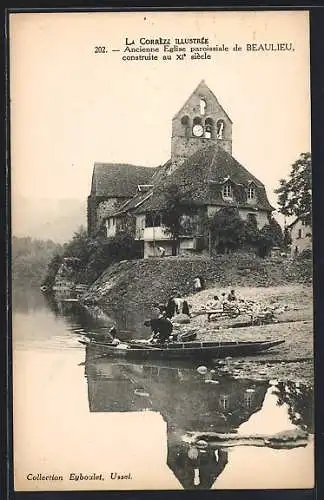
[90,163,155,198]
[105,159,172,218]
[133,144,274,214]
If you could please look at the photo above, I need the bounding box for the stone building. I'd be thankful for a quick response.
[87,163,153,237]
[288,218,312,256]
[88,80,274,257]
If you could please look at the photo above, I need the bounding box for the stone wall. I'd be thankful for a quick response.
[171,82,232,167]
[290,220,312,256]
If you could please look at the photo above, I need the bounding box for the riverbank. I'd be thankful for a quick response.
[178,284,313,385]
[81,256,313,385]
[82,254,312,309]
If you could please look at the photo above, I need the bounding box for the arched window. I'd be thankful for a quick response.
[181,115,190,137]
[298,228,302,239]
[200,98,207,115]
[223,184,232,199]
[181,115,190,126]
[205,117,214,139]
[193,116,202,125]
[216,119,225,139]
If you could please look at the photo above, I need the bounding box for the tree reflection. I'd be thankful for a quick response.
[271,380,314,433]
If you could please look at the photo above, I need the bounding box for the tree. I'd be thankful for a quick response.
[275,153,312,226]
[162,184,198,256]
[283,226,292,249]
[256,217,284,257]
[208,207,247,254]
[42,253,63,288]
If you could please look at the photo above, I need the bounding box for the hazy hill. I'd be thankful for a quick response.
[12,236,64,287]
[12,197,87,243]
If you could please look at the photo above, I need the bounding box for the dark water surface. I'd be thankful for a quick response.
[12,286,314,491]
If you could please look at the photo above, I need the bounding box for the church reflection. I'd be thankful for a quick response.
[84,357,269,489]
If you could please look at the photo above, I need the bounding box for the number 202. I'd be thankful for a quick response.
[95,46,106,54]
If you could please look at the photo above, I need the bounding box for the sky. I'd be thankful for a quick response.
[10,10,311,241]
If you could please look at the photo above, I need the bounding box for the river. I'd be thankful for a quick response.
[12,286,314,491]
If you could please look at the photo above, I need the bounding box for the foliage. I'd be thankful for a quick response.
[86,232,142,283]
[275,153,312,227]
[161,183,199,255]
[283,226,292,249]
[295,248,312,261]
[43,226,141,287]
[208,209,284,257]
[12,236,64,287]
[255,217,284,258]
[208,207,246,253]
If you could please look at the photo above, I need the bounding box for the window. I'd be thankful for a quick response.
[223,184,232,198]
[244,391,254,408]
[247,213,257,227]
[145,213,161,227]
[247,186,256,200]
[181,115,190,137]
[200,98,207,115]
[219,394,229,410]
[193,116,202,126]
[205,117,214,139]
[216,120,225,139]
[297,228,302,239]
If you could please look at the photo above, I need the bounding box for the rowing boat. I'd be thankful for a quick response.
[78,338,285,361]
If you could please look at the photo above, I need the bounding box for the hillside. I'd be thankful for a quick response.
[83,254,312,309]
[12,236,63,287]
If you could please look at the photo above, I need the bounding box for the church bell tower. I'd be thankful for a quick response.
[171,80,232,170]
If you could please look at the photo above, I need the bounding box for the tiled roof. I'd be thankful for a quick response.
[90,163,155,198]
[133,144,274,213]
[103,159,172,218]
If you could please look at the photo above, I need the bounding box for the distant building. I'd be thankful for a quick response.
[88,80,274,258]
[289,218,312,256]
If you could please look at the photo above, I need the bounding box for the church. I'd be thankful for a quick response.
[87,80,273,258]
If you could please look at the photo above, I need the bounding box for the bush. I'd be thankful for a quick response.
[296,248,312,260]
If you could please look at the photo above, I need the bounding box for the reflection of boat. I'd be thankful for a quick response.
[80,338,285,361]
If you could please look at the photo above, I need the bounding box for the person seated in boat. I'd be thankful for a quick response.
[144,316,173,344]
[107,325,121,345]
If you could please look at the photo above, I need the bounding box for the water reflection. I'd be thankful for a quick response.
[12,287,314,490]
[42,292,150,340]
[84,355,313,490]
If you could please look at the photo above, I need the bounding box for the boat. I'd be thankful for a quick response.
[78,338,285,361]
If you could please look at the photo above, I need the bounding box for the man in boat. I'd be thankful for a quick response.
[144,316,174,344]
[105,325,121,345]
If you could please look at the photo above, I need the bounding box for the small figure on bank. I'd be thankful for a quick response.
[193,277,203,292]
[206,295,221,310]
[158,246,166,257]
[227,289,237,302]
[165,292,177,319]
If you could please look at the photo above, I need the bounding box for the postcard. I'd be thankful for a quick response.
[9,9,313,491]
